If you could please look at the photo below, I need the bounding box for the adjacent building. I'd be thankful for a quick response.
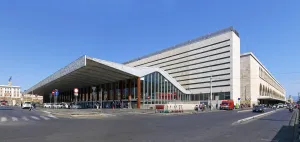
[240,53,285,106]
[0,85,21,99]
[0,82,22,105]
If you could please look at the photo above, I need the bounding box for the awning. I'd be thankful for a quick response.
[25,56,190,95]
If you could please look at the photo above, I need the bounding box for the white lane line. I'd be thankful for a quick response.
[40,116,50,120]
[237,109,252,113]
[1,117,7,122]
[22,116,29,121]
[30,116,40,120]
[11,117,18,121]
[47,115,58,119]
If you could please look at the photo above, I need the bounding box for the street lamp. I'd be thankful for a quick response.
[210,76,212,111]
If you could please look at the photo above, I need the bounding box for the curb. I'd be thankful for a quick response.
[232,110,278,125]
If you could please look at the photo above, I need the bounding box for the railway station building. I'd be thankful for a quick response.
[24,27,285,109]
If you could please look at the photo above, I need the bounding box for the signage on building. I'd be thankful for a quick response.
[74,88,79,96]
[54,89,59,96]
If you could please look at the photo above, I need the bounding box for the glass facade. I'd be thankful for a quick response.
[190,92,230,101]
[53,71,234,108]
[141,72,188,104]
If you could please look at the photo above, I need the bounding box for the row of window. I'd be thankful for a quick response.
[259,84,284,100]
[190,92,231,101]
[259,67,284,93]
[149,45,230,69]
[133,39,231,67]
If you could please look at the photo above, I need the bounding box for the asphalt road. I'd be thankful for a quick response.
[0,106,59,126]
[0,107,293,142]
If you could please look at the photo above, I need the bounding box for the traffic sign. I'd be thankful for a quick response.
[54,89,59,96]
[74,88,79,93]
[238,98,240,100]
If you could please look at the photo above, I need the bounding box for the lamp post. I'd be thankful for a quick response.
[210,76,212,111]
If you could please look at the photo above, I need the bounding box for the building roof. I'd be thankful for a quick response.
[240,52,285,91]
[0,85,21,88]
[25,56,190,95]
[124,26,239,64]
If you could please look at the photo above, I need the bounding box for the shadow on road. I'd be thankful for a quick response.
[272,126,294,142]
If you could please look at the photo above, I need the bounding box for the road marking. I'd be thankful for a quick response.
[1,117,7,122]
[47,115,58,119]
[12,117,18,121]
[237,109,252,113]
[22,116,29,121]
[30,116,40,120]
[40,116,50,120]
[232,110,279,125]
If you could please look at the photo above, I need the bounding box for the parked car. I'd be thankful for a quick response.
[253,105,265,113]
[219,100,234,110]
[43,103,52,108]
[71,104,82,109]
[53,103,64,109]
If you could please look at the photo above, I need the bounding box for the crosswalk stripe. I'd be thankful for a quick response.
[12,117,18,121]
[47,115,58,119]
[22,116,29,121]
[40,116,50,120]
[30,116,40,120]
[1,117,7,122]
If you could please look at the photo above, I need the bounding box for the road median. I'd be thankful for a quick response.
[232,109,280,125]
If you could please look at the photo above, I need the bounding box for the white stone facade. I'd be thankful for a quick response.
[0,85,21,99]
[240,53,285,106]
[125,27,241,104]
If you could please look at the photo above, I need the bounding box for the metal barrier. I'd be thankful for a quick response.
[155,105,184,113]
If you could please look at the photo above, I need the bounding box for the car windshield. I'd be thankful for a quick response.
[24,102,31,104]
[221,102,228,105]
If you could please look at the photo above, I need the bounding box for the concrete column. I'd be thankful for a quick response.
[120,81,123,101]
[137,77,141,109]
[96,86,99,101]
[80,88,83,101]
[106,84,110,100]
[87,87,91,101]
[82,88,85,101]
[113,83,116,101]
[128,79,131,101]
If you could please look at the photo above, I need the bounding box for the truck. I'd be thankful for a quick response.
[219,100,234,110]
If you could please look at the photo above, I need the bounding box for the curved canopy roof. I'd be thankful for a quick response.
[25,56,190,95]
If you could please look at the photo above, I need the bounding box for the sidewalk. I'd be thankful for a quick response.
[37,108,157,118]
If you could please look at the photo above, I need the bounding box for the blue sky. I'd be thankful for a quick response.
[0,1,299,97]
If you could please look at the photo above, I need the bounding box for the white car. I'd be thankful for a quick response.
[53,104,64,109]
[43,103,52,108]
[22,102,32,109]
